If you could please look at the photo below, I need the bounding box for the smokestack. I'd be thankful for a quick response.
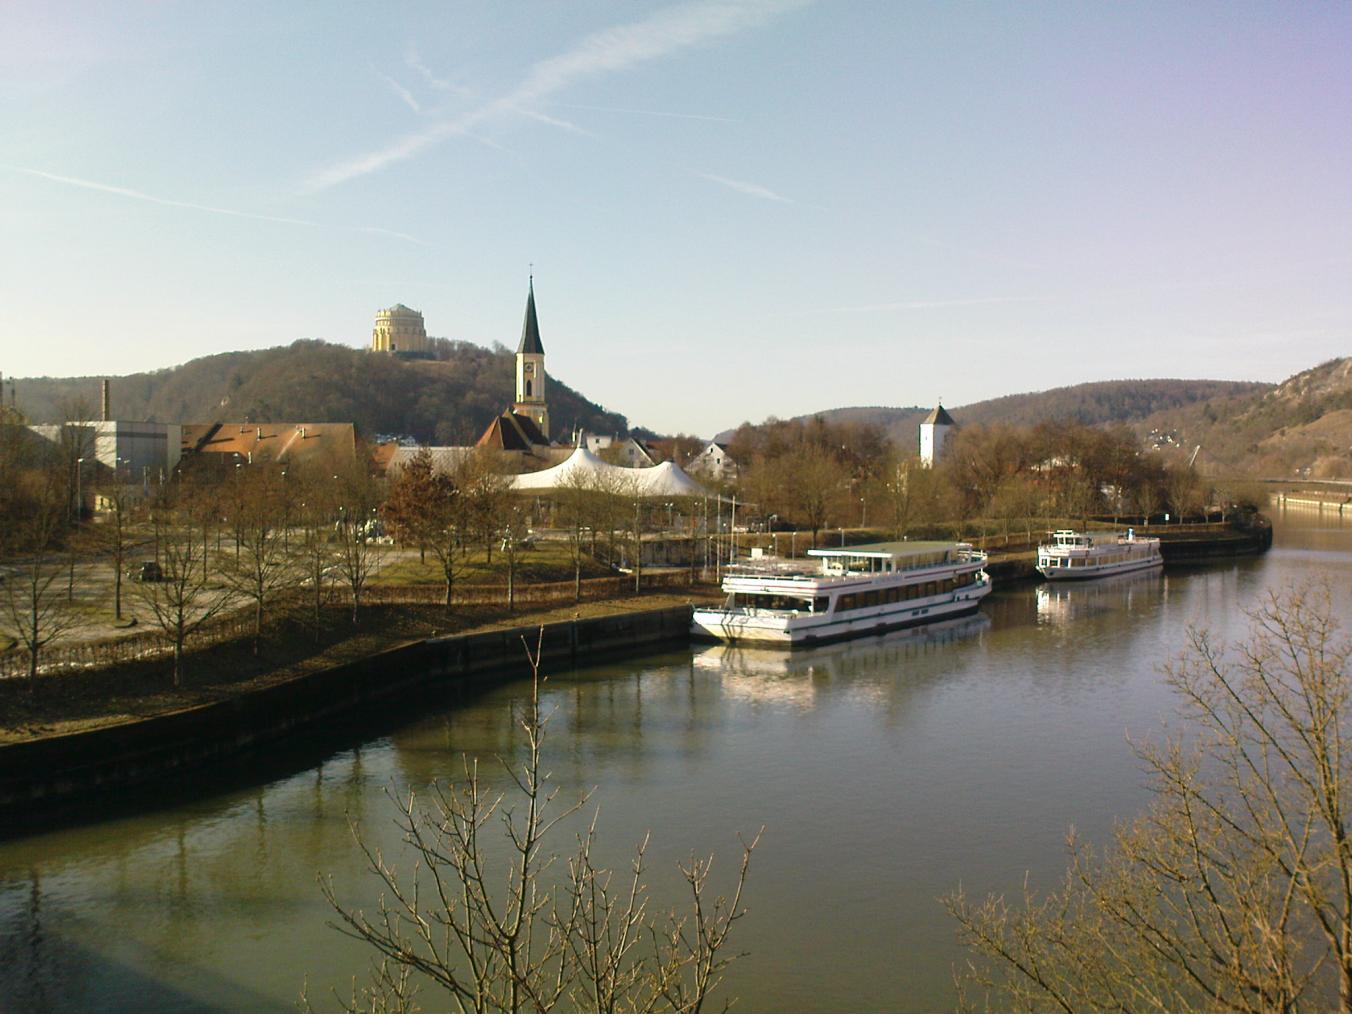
[101,379,111,422]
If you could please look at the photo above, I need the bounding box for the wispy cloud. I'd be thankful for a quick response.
[512,107,597,137]
[820,296,1044,313]
[695,171,793,203]
[307,0,807,192]
[406,46,466,94]
[7,166,428,245]
[372,64,421,113]
[553,101,739,123]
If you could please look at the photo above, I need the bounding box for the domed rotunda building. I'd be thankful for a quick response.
[371,304,428,354]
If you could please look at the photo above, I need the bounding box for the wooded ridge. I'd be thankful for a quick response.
[13,339,630,445]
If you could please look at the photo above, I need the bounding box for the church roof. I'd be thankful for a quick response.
[922,404,956,426]
[476,410,549,452]
[517,280,545,355]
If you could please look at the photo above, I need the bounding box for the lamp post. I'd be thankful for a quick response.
[75,457,85,520]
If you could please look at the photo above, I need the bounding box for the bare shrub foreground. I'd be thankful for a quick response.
[309,635,762,1014]
[948,586,1352,1012]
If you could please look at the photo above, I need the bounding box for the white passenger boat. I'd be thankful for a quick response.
[1036,529,1162,581]
[690,541,991,646]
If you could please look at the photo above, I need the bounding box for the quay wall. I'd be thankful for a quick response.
[0,606,692,817]
[1156,521,1273,560]
[1271,492,1352,516]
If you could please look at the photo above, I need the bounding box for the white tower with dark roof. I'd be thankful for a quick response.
[919,402,956,467]
[512,278,549,439]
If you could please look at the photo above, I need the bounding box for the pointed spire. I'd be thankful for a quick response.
[517,276,545,355]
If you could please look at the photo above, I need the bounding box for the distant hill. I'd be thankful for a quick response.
[12,339,631,445]
[1135,357,1352,478]
[719,379,1270,446]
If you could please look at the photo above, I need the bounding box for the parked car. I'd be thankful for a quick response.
[132,561,163,582]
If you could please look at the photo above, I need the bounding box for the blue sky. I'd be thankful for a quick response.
[3,1,1349,436]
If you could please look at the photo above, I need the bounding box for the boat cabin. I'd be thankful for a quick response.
[807,541,966,575]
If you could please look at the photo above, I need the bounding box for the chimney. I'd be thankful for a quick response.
[101,379,111,422]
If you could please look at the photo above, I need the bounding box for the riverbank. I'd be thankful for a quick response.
[0,592,717,816]
[1,590,721,744]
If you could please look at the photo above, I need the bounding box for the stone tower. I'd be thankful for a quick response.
[371,304,428,354]
[512,278,549,439]
[919,403,956,467]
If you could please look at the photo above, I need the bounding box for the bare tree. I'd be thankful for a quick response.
[89,474,134,620]
[499,500,533,612]
[462,452,512,567]
[333,464,381,625]
[382,448,440,565]
[135,521,236,686]
[223,466,296,654]
[313,638,761,1013]
[778,444,848,548]
[555,470,600,602]
[947,586,1352,1012]
[0,473,79,687]
[292,468,340,642]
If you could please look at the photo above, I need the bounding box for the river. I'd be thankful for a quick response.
[2,511,1349,1012]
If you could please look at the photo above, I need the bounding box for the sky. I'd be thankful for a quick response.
[2,1,1350,436]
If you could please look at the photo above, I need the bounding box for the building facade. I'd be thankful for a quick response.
[918,404,956,467]
[371,304,429,354]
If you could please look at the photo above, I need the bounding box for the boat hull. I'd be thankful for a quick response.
[691,586,990,648]
[1038,555,1162,581]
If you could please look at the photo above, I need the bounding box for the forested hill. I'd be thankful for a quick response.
[1136,357,1352,478]
[729,379,1271,446]
[13,339,632,445]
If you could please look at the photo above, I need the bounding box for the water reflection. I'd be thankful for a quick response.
[693,613,991,710]
[1034,568,1164,626]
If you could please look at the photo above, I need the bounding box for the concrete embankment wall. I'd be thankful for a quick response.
[0,606,692,816]
[1157,522,1273,561]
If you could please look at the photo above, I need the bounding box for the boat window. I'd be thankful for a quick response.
[733,592,811,611]
[814,597,829,613]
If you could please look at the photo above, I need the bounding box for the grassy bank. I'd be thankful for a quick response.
[0,588,720,745]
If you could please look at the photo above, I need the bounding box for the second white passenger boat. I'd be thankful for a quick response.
[690,541,991,647]
[1036,529,1163,581]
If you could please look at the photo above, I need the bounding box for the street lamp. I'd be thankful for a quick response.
[75,457,85,519]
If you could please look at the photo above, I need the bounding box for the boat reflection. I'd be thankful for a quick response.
[1035,568,1165,626]
[692,612,991,707]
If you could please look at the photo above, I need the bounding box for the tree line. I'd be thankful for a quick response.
[721,414,1231,546]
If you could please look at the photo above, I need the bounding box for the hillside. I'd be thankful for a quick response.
[727,379,1270,447]
[1136,357,1352,478]
[13,340,631,445]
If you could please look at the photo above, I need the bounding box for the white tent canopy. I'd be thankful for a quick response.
[510,446,707,497]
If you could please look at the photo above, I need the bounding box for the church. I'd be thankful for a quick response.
[473,277,557,461]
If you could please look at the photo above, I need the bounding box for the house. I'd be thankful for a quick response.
[686,441,738,482]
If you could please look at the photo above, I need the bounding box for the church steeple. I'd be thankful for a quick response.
[513,276,549,440]
[517,276,545,355]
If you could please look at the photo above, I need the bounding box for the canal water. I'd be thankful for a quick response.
[2,512,1349,1012]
